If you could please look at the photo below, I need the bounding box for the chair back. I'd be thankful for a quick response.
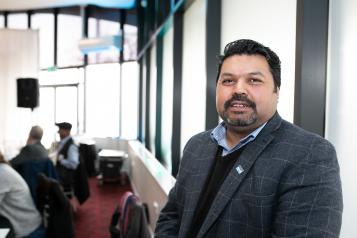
[15,159,58,204]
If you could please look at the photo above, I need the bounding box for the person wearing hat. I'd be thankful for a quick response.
[55,122,79,197]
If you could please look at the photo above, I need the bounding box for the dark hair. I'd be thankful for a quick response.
[216,39,281,90]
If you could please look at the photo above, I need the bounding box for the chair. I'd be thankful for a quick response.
[37,173,75,238]
[15,159,58,205]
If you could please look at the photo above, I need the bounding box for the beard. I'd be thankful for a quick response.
[220,93,258,127]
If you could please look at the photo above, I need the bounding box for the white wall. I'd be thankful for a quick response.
[0,29,39,159]
[326,1,357,237]
[128,140,176,233]
[221,0,297,122]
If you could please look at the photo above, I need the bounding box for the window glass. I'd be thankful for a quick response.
[121,62,139,139]
[87,18,120,64]
[124,24,138,61]
[38,68,84,143]
[55,86,78,134]
[7,13,27,29]
[31,13,55,68]
[39,68,83,86]
[140,56,147,142]
[0,15,4,28]
[149,44,157,154]
[99,18,120,35]
[38,87,56,148]
[85,63,120,137]
[77,78,85,134]
[88,17,98,38]
[57,13,83,66]
[161,27,174,171]
[37,85,79,146]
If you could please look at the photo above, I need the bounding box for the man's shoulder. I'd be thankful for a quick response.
[277,119,335,149]
[182,130,215,152]
[189,130,213,142]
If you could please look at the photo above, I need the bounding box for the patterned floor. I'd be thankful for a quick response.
[74,176,131,238]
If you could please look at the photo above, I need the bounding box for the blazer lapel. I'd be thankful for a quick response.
[198,113,282,237]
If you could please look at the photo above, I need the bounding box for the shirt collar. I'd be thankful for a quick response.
[58,135,71,150]
[210,121,267,155]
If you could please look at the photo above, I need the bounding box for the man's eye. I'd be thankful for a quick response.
[222,79,234,84]
[249,78,261,84]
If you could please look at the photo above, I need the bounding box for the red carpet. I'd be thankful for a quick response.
[74,176,132,238]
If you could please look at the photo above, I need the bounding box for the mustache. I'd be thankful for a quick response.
[224,93,256,110]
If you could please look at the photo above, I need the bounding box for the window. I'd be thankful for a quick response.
[149,44,157,154]
[38,68,84,146]
[121,61,139,139]
[57,11,83,66]
[0,15,4,28]
[124,24,138,60]
[7,13,27,29]
[85,64,120,137]
[31,13,55,68]
[160,26,174,171]
[87,17,120,64]
[39,68,84,86]
[38,87,55,148]
[55,86,78,133]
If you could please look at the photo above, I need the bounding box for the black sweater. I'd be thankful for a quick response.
[188,146,245,238]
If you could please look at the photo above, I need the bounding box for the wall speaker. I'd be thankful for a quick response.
[17,78,39,109]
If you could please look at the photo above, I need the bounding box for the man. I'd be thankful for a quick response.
[55,122,79,196]
[154,39,343,237]
[11,125,48,168]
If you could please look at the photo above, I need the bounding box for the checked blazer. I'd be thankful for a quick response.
[154,113,343,238]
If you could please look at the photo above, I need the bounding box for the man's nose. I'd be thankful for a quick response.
[233,80,248,95]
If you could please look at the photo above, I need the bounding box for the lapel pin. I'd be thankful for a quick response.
[236,165,244,174]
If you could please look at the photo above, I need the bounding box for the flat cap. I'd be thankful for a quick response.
[55,122,72,130]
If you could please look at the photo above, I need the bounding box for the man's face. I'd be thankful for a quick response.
[216,54,279,134]
[58,128,70,140]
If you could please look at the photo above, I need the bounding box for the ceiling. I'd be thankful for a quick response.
[0,0,136,11]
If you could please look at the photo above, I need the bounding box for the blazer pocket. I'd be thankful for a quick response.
[241,192,276,207]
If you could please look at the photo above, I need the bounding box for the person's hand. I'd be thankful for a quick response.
[58,154,64,162]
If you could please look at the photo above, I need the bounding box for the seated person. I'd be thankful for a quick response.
[10,126,48,169]
[54,122,79,196]
[0,151,45,238]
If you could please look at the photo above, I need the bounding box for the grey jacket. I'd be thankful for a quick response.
[155,113,343,238]
[11,141,48,167]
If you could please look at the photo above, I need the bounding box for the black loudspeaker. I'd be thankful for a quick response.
[17,78,39,109]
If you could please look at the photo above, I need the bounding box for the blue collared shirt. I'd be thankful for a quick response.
[57,136,79,170]
[210,122,267,156]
